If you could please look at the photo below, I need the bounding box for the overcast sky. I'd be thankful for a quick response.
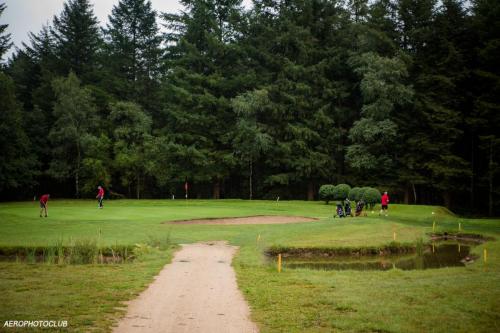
[2,0,252,59]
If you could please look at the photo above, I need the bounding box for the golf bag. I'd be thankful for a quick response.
[334,203,345,218]
[344,199,352,216]
[355,200,366,217]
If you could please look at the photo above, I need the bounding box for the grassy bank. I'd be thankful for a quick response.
[0,200,499,332]
[0,249,173,332]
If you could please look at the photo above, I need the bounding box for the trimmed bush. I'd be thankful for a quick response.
[348,187,363,201]
[333,184,351,201]
[319,185,336,204]
[362,187,381,207]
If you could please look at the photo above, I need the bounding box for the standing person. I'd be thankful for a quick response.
[39,194,50,217]
[380,191,390,216]
[96,186,105,209]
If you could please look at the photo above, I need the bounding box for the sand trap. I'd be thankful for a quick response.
[113,241,258,333]
[166,215,319,225]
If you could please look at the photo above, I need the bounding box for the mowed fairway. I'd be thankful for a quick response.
[0,200,499,332]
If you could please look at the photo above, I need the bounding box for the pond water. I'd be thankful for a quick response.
[281,243,474,271]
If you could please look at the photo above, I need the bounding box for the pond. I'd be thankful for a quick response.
[280,243,475,271]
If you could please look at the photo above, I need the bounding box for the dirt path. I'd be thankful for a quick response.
[113,242,259,333]
[167,215,318,225]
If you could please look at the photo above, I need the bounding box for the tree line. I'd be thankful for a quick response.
[0,0,498,215]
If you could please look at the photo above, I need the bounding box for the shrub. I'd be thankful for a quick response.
[362,187,381,207]
[319,185,336,204]
[333,184,351,201]
[348,187,363,201]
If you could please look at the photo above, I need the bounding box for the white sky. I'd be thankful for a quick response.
[2,0,253,59]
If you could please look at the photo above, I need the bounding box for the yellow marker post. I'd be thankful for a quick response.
[393,231,397,241]
[458,243,461,253]
[459,222,462,232]
[278,254,282,273]
[432,221,436,232]
[432,243,435,253]
[257,234,261,243]
[484,249,488,263]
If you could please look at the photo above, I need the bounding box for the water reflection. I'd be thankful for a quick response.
[282,243,472,271]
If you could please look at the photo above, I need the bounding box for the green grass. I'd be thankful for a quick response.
[0,199,499,332]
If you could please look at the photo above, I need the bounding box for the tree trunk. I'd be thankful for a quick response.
[249,159,253,200]
[489,140,493,217]
[404,186,409,204]
[443,191,451,209]
[412,182,417,204]
[307,181,314,201]
[136,174,140,199]
[75,143,81,198]
[213,179,221,199]
[470,135,475,210]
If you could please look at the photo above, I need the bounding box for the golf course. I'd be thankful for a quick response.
[0,199,499,332]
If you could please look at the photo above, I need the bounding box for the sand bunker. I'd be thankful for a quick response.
[166,215,319,225]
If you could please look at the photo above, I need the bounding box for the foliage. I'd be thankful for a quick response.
[51,0,101,81]
[319,185,336,204]
[0,72,36,193]
[102,0,162,115]
[0,3,12,61]
[109,101,152,199]
[49,72,98,197]
[1,0,500,213]
[362,187,382,205]
[348,187,363,201]
[333,184,352,201]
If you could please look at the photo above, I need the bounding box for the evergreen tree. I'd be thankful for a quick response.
[8,25,58,176]
[231,89,271,199]
[49,72,98,197]
[51,0,101,82]
[245,0,353,199]
[346,52,413,183]
[109,101,152,198]
[161,0,245,198]
[396,0,471,207]
[471,0,500,214]
[102,0,162,114]
[0,72,36,195]
[0,2,12,62]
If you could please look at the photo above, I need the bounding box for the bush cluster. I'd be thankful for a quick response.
[319,184,382,206]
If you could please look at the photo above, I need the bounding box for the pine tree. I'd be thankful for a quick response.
[51,0,101,82]
[397,0,471,207]
[243,0,354,199]
[0,72,36,195]
[471,0,500,214]
[102,0,162,113]
[161,0,245,198]
[0,2,12,62]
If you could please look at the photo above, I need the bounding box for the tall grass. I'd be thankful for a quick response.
[146,229,172,251]
[70,239,99,264]
[0,237,137,265]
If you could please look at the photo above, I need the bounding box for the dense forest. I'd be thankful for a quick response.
[0,0,498,215]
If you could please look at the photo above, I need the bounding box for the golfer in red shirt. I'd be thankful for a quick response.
[380,191,390,216]
[96,186,105,209]
[39,194,50,217]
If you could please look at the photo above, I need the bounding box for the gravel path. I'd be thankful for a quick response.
[113,241,259,333]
